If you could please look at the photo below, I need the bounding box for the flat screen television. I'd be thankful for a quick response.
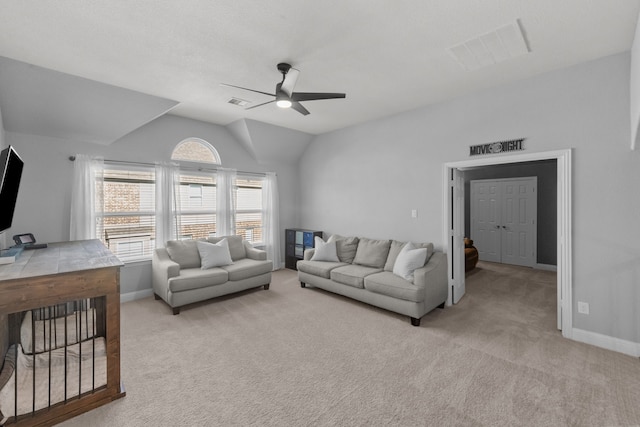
[0,145,24,234]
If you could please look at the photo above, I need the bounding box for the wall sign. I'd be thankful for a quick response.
[469,138,525,156]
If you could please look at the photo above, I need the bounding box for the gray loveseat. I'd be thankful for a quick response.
[297,235,447,326]
[152,235,272,314]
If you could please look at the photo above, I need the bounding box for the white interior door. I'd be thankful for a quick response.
[452,169,465,303]
[501,178,537,267]
[470,181,501,262]
[471,177,537,267]
[445,167,466,305]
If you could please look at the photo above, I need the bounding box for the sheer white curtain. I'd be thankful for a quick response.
[216,167,236,237]
[262,172,281,270]
[155,162,181,248]
[70,154,104,241]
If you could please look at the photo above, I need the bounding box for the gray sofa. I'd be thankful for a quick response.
[152,235,272,314]
[297,235,447,326]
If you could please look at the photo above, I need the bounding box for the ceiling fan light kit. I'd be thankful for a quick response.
[221,62,346,116]
[276,99,292,109]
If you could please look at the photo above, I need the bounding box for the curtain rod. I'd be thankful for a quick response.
[68,156,269,177]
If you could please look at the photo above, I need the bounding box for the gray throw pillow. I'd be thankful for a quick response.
[166,239,201,269]
[328,234,359,264]
[352,238,391,268]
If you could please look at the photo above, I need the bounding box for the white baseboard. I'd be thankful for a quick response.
[120,288,154,303]
[535,263,557,272]
[571,328,640,357]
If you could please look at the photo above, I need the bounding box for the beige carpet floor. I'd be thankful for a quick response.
[59,262,640,426]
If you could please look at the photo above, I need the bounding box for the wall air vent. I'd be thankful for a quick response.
[447,20,529,71]
[227,97,250,107]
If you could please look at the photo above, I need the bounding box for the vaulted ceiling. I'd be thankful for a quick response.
[1,1,639,141]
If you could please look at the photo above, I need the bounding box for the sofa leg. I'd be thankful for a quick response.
[172,307,180,315]
[438,302,445,309]
[154,293,161,300]
[410,317,420,327]
[300,282,306,288]
[264,283,270,290]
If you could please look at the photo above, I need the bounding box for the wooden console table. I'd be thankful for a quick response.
[0,239,125,426]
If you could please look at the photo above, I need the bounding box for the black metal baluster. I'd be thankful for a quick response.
[31,310,36,415]
[64,304,68,402]
[13,340,18,423]
[48,305,53,408]
[77,300,82,397]
[91,298,96,391]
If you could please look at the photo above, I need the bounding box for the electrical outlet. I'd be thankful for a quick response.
[411,209,417,218]
[578,301,589,315]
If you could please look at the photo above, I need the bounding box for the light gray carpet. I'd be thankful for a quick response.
[60,262,640,426]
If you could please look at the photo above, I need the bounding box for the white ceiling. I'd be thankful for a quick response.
[1,0,639,136]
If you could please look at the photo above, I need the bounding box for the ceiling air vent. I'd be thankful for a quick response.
[227,97,250,107]
[447,20,529,71]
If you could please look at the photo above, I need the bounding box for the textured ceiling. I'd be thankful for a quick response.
[0,0,639,135]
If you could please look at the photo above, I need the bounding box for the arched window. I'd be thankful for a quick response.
[171,138,221,164]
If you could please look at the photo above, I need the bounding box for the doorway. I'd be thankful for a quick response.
[470,177,537,267]
[443,149,572,337]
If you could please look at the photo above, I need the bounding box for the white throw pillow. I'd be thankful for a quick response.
[392,242,427,282]
[310,236,340,262]
[197,239,233,269]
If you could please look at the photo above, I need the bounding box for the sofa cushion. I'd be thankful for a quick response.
[297,260,347,279]
[328,235,359,264]
[384,240,406,272]
[384,241,435,271]
[166,239,201,269]
[330,264,382,289]
[364,272,424,303]
[352,238,391,268]
[197,239,233,269]
[168,268,228,293]
[221,258,272,281]
[207,235,246,261]
[310,236,339,262]
[392,242,428,282]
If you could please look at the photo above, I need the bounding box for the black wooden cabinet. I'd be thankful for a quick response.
[285,228,322,270]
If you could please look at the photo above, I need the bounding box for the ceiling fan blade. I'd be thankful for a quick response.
[280,68,299,97]
[220,83,275,98]
[291,101,310,116]
[245,100,276,110]
[291,92,346,102]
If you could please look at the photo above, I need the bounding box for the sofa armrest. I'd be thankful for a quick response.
[244,241,267,260]
[413,252,448,307]
[303,248,315,260]
[152,248,181,297]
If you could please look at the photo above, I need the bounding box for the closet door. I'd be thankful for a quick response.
[471,177,537,267]
[470,180,501,263]
[501,178,537,267]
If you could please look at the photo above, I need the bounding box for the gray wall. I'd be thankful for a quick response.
[299,52,640,344]
[462,160,557,266]
[5,114,301,294]
[631,9,640,149]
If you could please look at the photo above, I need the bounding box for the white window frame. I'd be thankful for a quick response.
[235,176,264,246]
[98,164,156,262]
